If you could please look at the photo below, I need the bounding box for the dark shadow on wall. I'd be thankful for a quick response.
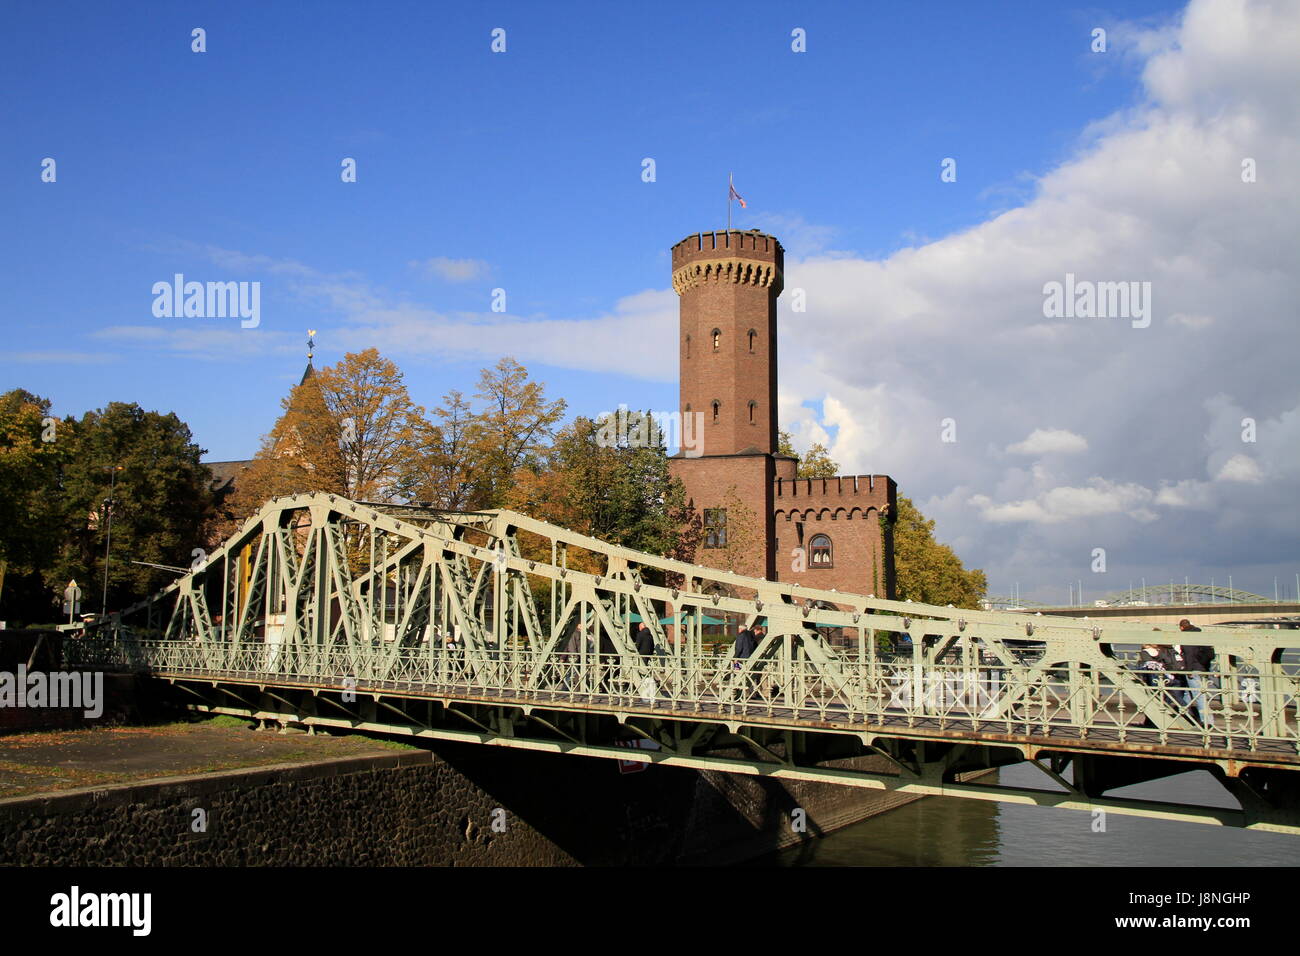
[429,740,861,866]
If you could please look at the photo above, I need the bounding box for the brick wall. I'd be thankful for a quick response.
[668,229,896,598]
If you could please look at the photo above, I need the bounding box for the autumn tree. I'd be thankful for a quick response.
[777,428,839,479]
[318,348,426,502]
[222,349,425,537]
[400,389,482,511]
[716,485,760,576]
[472,357,566,509]
[890,496,987,608]
[219,369,346,537]
[505,411,694,576]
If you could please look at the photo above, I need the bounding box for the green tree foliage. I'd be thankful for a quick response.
[402,359,567,512]
[777,428,839,479]
[716,484,760,576]
[49,402,215,616]
[405,389,481,511]
[890,496,987,608]
[505,411,694,571]
[0,390,68,618]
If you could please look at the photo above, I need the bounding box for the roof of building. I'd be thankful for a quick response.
[204,459,253,493]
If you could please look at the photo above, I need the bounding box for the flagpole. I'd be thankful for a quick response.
[727,172,732,231]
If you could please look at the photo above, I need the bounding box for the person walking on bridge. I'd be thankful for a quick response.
[1175,620,1216,729]
[730,623,759,703]
[634,621,656,659]
[1136,642,1182,728]
[734,624,758,661]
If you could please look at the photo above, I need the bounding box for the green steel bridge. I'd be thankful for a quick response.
[69,493,1300,835]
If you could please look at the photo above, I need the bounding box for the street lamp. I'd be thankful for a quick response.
[101,465,123,616]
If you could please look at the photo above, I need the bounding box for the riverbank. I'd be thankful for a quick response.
[0,718,941,865]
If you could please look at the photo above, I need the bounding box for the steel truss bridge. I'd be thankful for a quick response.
[1103,584,1273,606]
[69,493,1300,835]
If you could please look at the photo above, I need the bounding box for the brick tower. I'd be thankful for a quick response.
[669,228,897,596]
[670,230,788,580]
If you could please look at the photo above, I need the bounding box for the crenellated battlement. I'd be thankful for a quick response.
[672,229,783,261]
[773,475,894,502]
[671,230,784,296]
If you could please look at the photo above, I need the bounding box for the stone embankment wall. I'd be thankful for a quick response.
[1,742,924,866]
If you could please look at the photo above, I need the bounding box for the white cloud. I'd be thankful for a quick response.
[766,0,1300,597]
[94,326,297,359]
[1214,453,1263,482]
[970,479,1158,525]
[115,1,1297,600]
[412,257,491,282]
[1155,478,1215,508]
[1007,428,1089,456]
[331,288,678,381]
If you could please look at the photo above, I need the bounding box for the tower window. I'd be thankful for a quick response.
[711,400,720,422]
[712,328,721,351]
[810,534,833,568]
[685,335,691,359]
[748,400,756,423]
[748,329,757,352]
[704,509,728,549]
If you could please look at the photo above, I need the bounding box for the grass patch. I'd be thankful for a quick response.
[201,715,255,729]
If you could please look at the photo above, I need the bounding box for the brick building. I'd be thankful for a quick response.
[668,229,896,598]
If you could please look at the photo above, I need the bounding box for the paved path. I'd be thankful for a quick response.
[0,720,402,798]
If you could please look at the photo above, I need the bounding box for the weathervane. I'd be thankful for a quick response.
[307,329,316,360]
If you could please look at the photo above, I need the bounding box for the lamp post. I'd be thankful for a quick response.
[101,465,123,616]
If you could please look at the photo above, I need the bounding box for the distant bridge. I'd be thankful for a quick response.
[1104,584,1273,605]
[987,585,1274,610]
[70,493,1300,834]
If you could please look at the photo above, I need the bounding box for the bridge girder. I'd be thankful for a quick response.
[71,492,1300,835]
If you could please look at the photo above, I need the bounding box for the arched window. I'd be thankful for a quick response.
[712,328,721,351]
[810,534,833,568]
[748,400,756,423]
[685,335,691,359]
[748,329,757,352]
[711,400,720,422]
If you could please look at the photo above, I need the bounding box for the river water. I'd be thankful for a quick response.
[761,763,1298,866]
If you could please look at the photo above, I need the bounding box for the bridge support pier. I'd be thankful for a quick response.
[1072,754,1195,798]
[1223,767,1300,832]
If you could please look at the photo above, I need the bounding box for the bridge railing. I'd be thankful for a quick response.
[64,633,1299,754]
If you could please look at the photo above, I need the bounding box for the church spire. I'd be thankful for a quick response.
[301,329,316,384]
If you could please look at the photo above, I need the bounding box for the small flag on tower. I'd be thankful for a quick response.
[728,175,747,208]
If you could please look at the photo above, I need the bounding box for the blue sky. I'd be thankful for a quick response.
[4,0,1296,602]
